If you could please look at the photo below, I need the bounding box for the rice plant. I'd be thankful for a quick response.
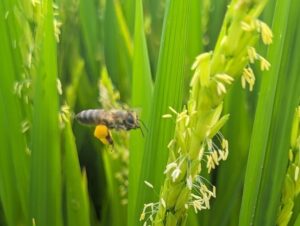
[0,0,300,226]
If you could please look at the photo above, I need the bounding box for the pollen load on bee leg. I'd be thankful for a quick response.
[94,124,113,145]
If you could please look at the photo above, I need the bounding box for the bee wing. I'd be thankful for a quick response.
[131,107,142,115]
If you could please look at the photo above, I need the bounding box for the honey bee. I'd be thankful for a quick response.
[75,109,140,145]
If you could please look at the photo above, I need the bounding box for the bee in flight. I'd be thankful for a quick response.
[75,109,141,145]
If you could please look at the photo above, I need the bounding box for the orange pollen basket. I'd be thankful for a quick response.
[94,125,113,145]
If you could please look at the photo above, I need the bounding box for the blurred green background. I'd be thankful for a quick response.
[0,0,300,226]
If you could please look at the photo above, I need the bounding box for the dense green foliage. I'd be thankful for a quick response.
[0,0,299,226]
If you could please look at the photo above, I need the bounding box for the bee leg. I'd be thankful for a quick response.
[94,125,114,146]
[106,133,114,146]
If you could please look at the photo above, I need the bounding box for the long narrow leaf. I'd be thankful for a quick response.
[104,0,132,100]
[134,0,191,224]
[0,1,30,225]
[128,0,153,225]
[63,121,90,226]
[253,0,300,224]
[209,83,251,226]
[239,0,300,225]
[30,1,62,225]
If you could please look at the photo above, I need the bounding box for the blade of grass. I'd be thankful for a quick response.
[78,0,101,80]
[143,0,165,76]
[206,0,229,50]
[29,1,62,225]
[114,0,133,58]
[208,83,252,226]
[290,196,300,225]
[134,0,191,224]
[186,0,202,63]
[104,0,133,101]
[78,137,107,226]
[128,0,153,225]
[184,0,202,101]
[122,0,135,34]
[239,0,300,225]
[143,0,166,78]
[253,1,300,224]
[261,0,276,25]
[63,120,90,226]
[0,201,7,226]
[186,210,200,226]
[101,149,127,226]
[0,1,30,225]
[294,213,300,226]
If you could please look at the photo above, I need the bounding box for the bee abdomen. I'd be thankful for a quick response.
[76,109,104,125]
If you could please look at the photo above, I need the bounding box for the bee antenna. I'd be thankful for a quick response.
[139,126,145,137]
[139,119,149,132]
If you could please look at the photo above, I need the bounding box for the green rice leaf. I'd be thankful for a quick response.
[104,0,133,100]
[0,1,29,225]
[63,121,90,226]
[122,0,135,34]
[29,1,63,225]
[208,83,252,226]
[78,0,101,79]
[102,150,127,226]
[294,213,300,226]
[134,0,191,224]
[128,0,153,225]
[239,0,300,225]
[253,1,300,224]
[206,0,229,49]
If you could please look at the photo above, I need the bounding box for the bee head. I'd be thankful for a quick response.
[124,111,139,130]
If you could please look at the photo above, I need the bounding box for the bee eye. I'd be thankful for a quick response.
[126,115,134,124]
[124,113,136,129]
